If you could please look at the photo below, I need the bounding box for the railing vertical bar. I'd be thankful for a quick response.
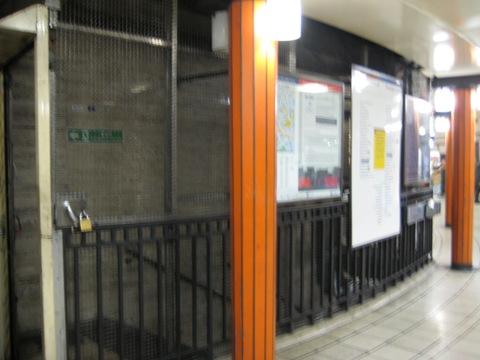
[405,224,410,272]
[411,223,414,267]
[409,214,412,270]
[157,226,165,357]
[96,232,104,360]
[300,221,305,316]
[418,219,427,266]
[392,237,396,282]
[206,222,214,359]
[344,209,350,309]
[63,232,70,356]
[222,229,228,340]
[116,229,125,360]
[360,247,365,303]
[289,223,294,331]
[328,218,334,315]
[352,249,357,296]
[74,247,81,360]
[192,235,198,349]
[371,246,374,288]
[320,220,325,308]
[420,221,425,263]
[385,240,389,282]
[413,223,417,266]
[407,220,411,272]
[138,228,146,359]
[276,223,282,328]
[392,238,395,281]
[372,244,377,296]
[381,240,386,291]
[175,225,181,351]
[403,224,408,278]
[396,236,401,281]
[310,219,316,321]
[336,216,343,306]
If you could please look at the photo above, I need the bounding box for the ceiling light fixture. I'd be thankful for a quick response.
[433,31,449,43]
[256,0,302,41]
[434,116,450,133]
[434,87,455,112]
[433,44,454,71]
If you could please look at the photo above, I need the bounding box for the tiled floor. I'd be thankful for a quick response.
[275,199,480,360]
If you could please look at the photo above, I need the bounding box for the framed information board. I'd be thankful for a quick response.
[276,74,344,203]
[351,65,403,248]
[403,95,432,186]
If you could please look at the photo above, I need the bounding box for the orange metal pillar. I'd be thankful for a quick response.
[445,120,453,227]
[451,88,475,270]
[229,1,278,359]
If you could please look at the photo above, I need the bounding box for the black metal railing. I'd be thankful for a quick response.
[276,200,347,333]
[275,188,433,333]
[63,217,231,360]
[63,189,433,358]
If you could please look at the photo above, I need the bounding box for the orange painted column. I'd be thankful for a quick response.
[229,1,278,359]
[451,89,475,270]
[445,119,453,227]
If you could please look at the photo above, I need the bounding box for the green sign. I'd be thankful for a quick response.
[67,128,123,143]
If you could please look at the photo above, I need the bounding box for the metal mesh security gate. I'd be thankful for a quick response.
[53,0,231,358]
[53,0,229,225]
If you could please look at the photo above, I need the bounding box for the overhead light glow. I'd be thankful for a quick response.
[434,44,454,71]
[298,83,328,93]
[352,70,368,93]
[434,87,455,112]
[434,116,450,133]
[433,31,449,43]
[413,98,432,114]
[385,121,402,133]
[256,0,302,41]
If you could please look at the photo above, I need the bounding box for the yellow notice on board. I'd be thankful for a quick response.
[374,129,386,169]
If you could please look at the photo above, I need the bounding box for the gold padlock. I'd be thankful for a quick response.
[79,210,93,232]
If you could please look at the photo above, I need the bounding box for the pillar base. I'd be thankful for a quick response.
[451,264,473,271]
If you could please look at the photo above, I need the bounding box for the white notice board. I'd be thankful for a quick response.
[351,65,403,248]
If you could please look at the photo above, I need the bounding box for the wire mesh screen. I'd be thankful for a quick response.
[54,0,169,225]
[54,1,231,359]
[54,28,168,224]
[54,0,229,225]
[177,9,229,218]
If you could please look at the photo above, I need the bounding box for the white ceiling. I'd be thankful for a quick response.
[302,0,480,78]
